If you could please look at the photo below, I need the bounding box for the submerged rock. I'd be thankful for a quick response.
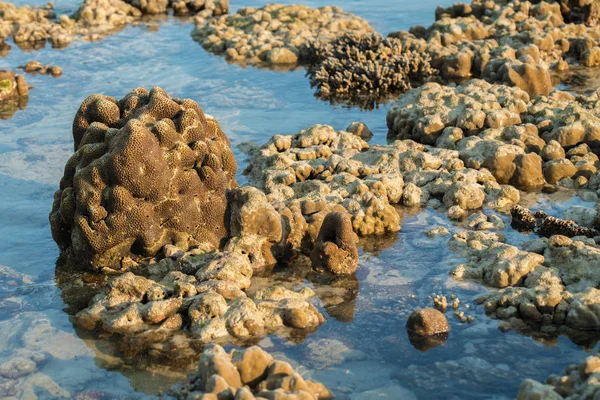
[49,87,237,269]
[191,4,373,68]
[518,355,600,399]
[169,344,333,399]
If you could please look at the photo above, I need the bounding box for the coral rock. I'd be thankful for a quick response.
[50,87,237,269]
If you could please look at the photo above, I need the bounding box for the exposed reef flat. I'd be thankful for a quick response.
[191,4,374,68]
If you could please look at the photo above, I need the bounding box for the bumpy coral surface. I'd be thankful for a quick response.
[388,80,600,190]
[191,4,374,68]
[304,33,435,109]
[389,0,600,96]
[170,345,333,399]
[511,205,599,237]
[50,87,238,269]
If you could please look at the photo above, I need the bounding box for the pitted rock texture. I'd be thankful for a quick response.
[388,0,600,95]
[387,80,600,190]
[49,87,238,269]
[447,227,600,334]
[406,308,450,336]
[0,70,28,101]
[191,4,374,68]
[304,33,435,109]
[75,246,325,346]
[244,123,521,246]
[170,345,333,399]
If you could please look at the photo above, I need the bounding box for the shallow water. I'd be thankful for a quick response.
[2,1,600,399]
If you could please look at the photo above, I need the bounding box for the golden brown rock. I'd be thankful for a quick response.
[310,211,359,275]
[406,308,450,336]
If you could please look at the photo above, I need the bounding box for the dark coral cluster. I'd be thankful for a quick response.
[510,205,599,237]
[304,33,435,109]
[50,87,238,269]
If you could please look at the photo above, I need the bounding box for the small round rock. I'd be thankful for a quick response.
[406,308,450,336]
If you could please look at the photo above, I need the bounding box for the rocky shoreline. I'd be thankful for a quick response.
[1,0,600,397]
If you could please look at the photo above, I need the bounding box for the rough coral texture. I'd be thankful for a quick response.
[0,0,225,54]
[75,246,325,348]
[387,80,600,191]
[447,225,600,335]
[304,33,435,109]
[191,4,374,68]
[49,87,238,269]
[170,345,333,399]
[310,211,359,275]
[170,0,228,17]
[388,0,600,95]
[244,123,521,247]
[511,205,599,238]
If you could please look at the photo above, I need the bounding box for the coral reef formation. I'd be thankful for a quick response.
[49,86,237,269]
[310,211,359,275]
[191,4,374,68]
[0,0,229,53]
[511,205,599,238]
[170,345,333,399]
[388,80,600,190]
[304,33,435,109]
[389,0,600,96]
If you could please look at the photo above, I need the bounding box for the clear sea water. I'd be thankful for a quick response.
[1,1,599,398]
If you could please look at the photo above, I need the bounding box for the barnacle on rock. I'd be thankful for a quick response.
[50,86,238,269]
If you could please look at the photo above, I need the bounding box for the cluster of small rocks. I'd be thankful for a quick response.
[169,345,333,400]
[244,122,522,240]
[518,355,600,400]
[388,0,600,97]
[191,4,374,67]
[387,80,600,190]
[303,33,435,108]
[76,255,325,346]
[447,217,600,333]
[0,0,229,53]
[20,60,62,77]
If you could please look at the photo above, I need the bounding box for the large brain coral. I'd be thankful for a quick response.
[50,87,238,269]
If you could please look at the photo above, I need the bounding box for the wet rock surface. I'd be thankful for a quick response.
[191,4,374,68]
[387,80,600,191]
[168,345,333,399]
